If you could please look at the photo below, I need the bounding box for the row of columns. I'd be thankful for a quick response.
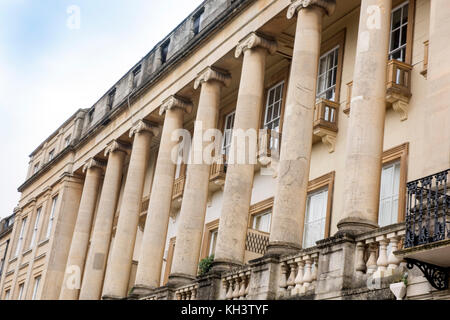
[59,0,394,299]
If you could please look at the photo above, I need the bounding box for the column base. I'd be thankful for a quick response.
[129,284,155,298]
[210,259,243,273]
[336,217,379,236]
[167,273,197,289]
[265,242,302,257]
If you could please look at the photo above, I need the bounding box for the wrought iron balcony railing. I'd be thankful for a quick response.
[404,169,450,248]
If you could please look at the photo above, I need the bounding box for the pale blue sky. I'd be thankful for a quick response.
[0,0,204,219]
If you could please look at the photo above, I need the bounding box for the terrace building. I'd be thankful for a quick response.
[0,0,449,300]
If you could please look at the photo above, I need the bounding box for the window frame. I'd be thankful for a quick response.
[48,149,55,162]
[300,171,335,248]
[163,237,176,285]
[17,282,25,300]
[132,65,142,89]
[4,289,10,300]
[32,275,41,300]
[14,217,28,257]
[192,8,205,35]
[29,207,42,249]
[160,40,170,64]
[107,88,116,109]
[64,135,72,148]
[389,0,415,65]
[316,44,341,101]
[248,198,274,234]
[318,29,346,103]
[379,143,409,224]
[200,219,220,260]
[45,195,59,240]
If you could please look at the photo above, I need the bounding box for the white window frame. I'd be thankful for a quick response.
[389,1,409,62]
[208,229,218,257]
[378,161,401,227]
[17,283,24,300]
[32,276,41,300]
[46,196,58,239]
[303,188,329,249]
[263,81,284,131]
[221,111,236,156]
[30,207,41,249]
[14,217,27,257]
[252,210,272,233]
[316,46,340,102]
[4,289,10,300]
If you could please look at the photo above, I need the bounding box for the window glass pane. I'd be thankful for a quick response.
[303,189,328,248]
[316,47,339,101]
[208,230,218,256]
[378,161,401,227]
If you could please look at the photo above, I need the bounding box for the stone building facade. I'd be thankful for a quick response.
[0,0,449,300]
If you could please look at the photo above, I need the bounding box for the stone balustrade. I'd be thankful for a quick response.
[278,247,319,298]
[354,223,406,279]
[221,267,251,300]
[175,283,199,300]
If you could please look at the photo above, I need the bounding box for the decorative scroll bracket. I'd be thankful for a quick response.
[405,258,449,290]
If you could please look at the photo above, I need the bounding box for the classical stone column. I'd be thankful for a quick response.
[79,140,130,300]
[59,158,105,300]
[133,95,192,294]
[212,32,277,270]
[338,0,392,234]
[268,0,336,255]
[102,120,159,299]
[169,67,231,286]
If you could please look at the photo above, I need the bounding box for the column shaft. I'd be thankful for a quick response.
[269,5,326,254]
[102,125,155,299]
[214,33,275,268]
[79,143,127,300]
[339,0,392,233]
[134,100,189,292]
[169,69,229,284]
[59,160,104,300]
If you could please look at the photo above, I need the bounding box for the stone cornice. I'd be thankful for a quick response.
[287,0,336,19]
[82,158,106,173]
[158,95,193,116]
[194,67,231,90]
[129,120,160,138]
[235,32,278,58]
[104,140,131,157]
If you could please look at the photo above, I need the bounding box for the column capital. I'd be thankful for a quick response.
[129,120,160,138]
[235,32,277,58]
[158,95,193,116]
[194,66,231,90]
[104,140,131,157]
[287,0,336,19]
[82,158,106,173]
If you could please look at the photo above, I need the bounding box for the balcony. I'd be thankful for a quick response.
[313,99,339,153]
[171,175,186,210]
[395,169,450,290]
[386,59,413,121]
[344,60,413,121]
[258,129,281,172]
[209,154,227,191]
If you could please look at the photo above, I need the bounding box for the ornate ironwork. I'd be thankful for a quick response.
[405,169,449,248]
[406,258,449,290]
